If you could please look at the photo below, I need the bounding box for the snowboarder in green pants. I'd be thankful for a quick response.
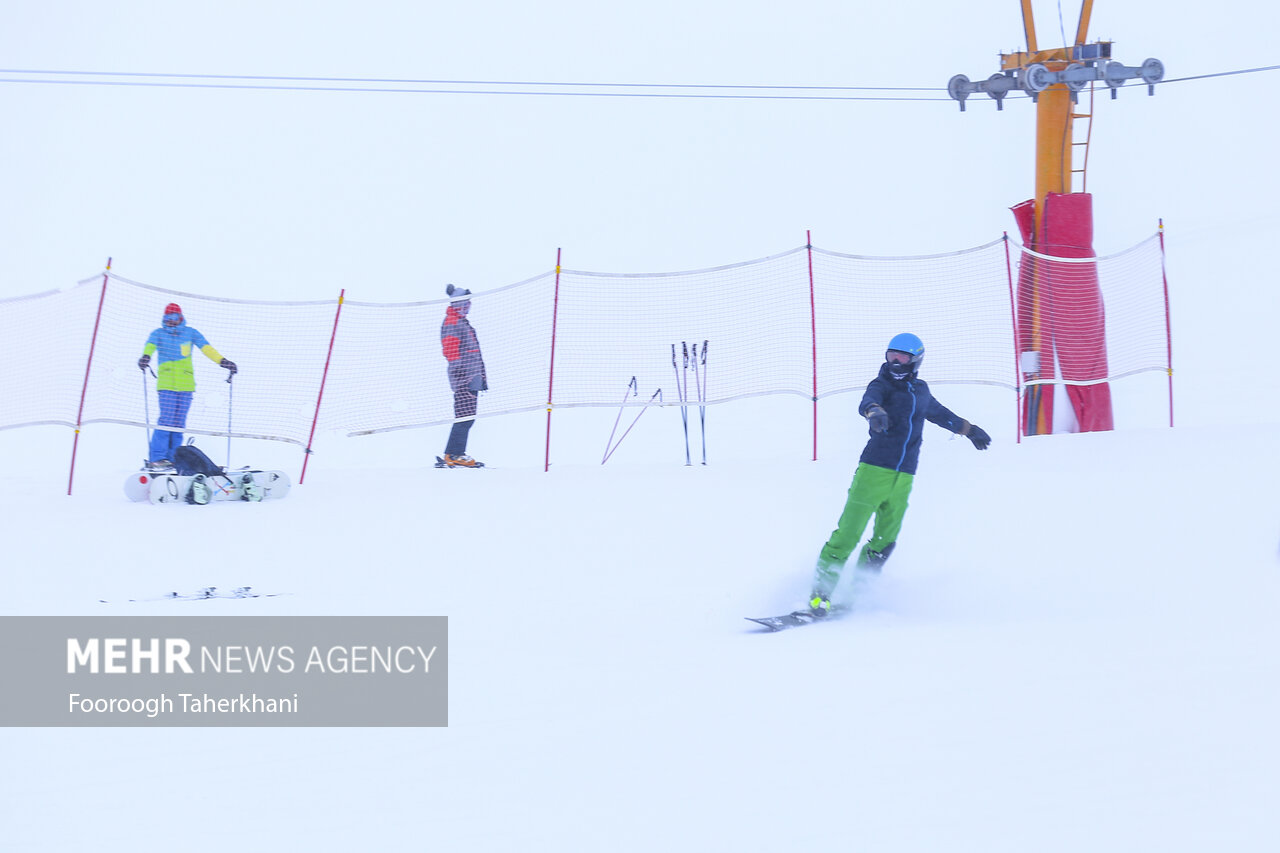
[810,333,991,615]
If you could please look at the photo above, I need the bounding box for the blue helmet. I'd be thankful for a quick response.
[885,333,924,378]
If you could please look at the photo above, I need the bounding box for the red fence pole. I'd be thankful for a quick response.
[544,249,563,472]
[67,259,112,495]
[1158,219,1174,428]
[300,288,345,484]
[807,230,818,461]
[1002,234,1023,444]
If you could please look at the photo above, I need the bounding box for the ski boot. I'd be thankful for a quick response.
[442,453,484,468]
[857,542,896,574]
[807,592,833,617]
[186,474,212,505]
[239,473,263,502]
[146,459,175,472]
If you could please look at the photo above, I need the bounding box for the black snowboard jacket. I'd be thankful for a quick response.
[857,364,971,475]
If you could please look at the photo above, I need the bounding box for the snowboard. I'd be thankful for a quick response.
[124,469,291,504]
[745,605,850,632]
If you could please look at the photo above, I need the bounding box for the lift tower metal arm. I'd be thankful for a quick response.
[949,1,1158,112]
[1017,0,1092,59]
[1020,0,1039,54]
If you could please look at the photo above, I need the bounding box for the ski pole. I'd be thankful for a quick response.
[690,341,701,463]
[678,342,691,465]
[671,344,686,464]
[225,372,233,470]
[696,340,708,465]
[141,368,153,460]
[602,377,638,464]
[603,388,663,465]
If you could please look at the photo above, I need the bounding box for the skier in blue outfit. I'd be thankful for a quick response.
[137,303,236,467]
[808,333,991,615]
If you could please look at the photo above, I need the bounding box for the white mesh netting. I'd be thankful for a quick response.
[0,235,1170,447]
[0,286,100,430]
[320,273,558,436]
[0,275,340,445]
[812,240,1017,396]
[1014,234,1169,386]
[552,249,815,409]
[100,280,339,447]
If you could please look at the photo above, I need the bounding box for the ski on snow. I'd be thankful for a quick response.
[433,456,486,469]
[98,586,288,604]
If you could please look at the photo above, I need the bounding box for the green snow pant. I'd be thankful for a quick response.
[812,463,914,597]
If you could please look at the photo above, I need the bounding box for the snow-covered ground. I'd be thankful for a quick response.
[4,392,1278,851]
[6,3,1280,850]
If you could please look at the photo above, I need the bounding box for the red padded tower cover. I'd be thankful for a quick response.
[1012,193,1114,434]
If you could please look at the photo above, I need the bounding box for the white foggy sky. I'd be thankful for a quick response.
[2,1,1277,424]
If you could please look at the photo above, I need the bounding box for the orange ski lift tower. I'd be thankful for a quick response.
[946,1,1163,435]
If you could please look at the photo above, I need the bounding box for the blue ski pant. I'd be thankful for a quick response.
[444,389,477,456]
[812,463,913,597]
[149,390,193,462]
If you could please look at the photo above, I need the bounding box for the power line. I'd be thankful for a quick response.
[0,78,951,102]
[0,67,941,92]
[0,64,1275,101]
[1161,64,1280,83]
[0,67,948,101]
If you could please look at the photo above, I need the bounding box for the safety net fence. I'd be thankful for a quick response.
[0,234,1171,475]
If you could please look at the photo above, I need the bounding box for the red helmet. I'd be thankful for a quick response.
[163,303,184,327]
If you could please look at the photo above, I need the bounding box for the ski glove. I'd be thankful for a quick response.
[220,358,238,375]
[137,354,150,371]
[966,424,991,450]
[865,404,889,433]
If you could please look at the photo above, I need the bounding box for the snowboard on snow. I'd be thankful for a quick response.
[124,468,291,504]
[745,605,851,632]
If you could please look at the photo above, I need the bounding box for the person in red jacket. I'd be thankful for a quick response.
[439,284,487,467]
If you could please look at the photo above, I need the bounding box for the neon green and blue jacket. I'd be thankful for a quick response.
[141,320,225,392]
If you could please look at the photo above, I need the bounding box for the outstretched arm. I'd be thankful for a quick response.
[926,399,991,449]
[859,378,890,432]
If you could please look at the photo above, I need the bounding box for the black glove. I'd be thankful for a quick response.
[137,354,150,371]
[966,424,991,450]
[865,404,889,433]
[220,358,237,375]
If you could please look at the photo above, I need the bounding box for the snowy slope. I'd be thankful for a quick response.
[5,2,1280,849]
[3,404,1278,852]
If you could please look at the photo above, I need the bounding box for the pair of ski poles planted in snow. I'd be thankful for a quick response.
[675,340,709,466]
[600,340,709,465]
[141,366,236,469]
